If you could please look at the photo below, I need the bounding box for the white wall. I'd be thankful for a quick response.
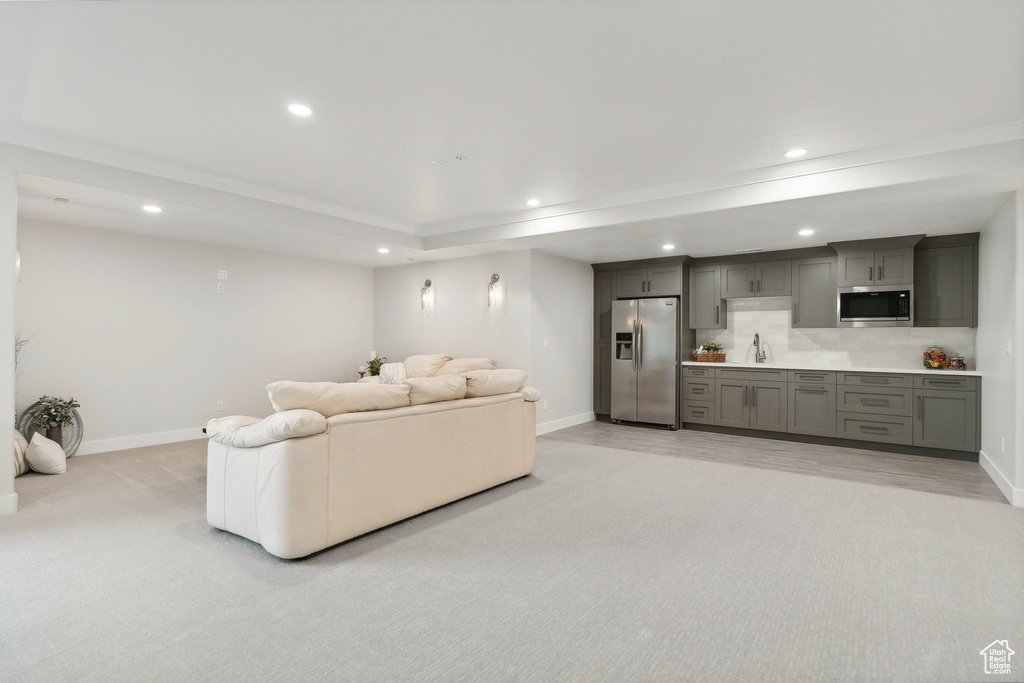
[373,249,594,433]
[976,196,1018,502]
[1,165,16,514]
[372,250,533,370]
[16,220,373,453]
[529,250,594,431]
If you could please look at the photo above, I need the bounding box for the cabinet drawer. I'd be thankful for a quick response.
[716,367,787,382]
[682,379,716,401]
[837,372,913,388]
[682,401,715,425]
[683,366,715,378]
[787,370,836,384]
[914,374,977,392]
[836,412,913,445]
[837,386,913,416]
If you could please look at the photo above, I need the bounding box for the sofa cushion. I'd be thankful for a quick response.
[402,354,453,378]
[13,431,29,477]
[266,381,410,416]
[404,375,468,406]
[464,369,528,398]
[207,409,327,448]
[26,432,66,475]
[436,357,497,375]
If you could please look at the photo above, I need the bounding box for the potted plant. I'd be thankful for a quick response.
[366,351,387,377]
[693,341,725,362]
[30,395,80,447]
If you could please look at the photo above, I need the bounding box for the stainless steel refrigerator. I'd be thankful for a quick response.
[611,298,679,428]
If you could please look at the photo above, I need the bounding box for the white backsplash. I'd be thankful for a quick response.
[700,297,977,370]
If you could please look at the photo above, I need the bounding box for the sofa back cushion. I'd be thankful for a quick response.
[436,357,498,375]
[404,375,468,405]
[402,354,453,378]
[266,381,410,417]
[464,369,528,398]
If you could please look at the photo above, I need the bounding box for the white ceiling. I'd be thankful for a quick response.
[2,1,1022,266]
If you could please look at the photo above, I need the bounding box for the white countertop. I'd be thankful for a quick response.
[680,360,981,376]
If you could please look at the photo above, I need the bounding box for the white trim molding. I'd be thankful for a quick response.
[536,412,595,436]
[75,428,206,456]
[979,449,1024,507]
[0,492,18,516]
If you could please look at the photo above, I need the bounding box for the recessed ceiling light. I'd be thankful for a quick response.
[662,244,675,251]
[784,148,808,159]
[47,195,73,204]
[798,228,815,237]
[142,205,163,213]
[526,199,541,207]
[288,103,313,117]
[377,248,390,254]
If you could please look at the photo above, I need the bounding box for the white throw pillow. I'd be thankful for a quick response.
[403,375,468,406]
[266,381,410,417]
[207,409,327,448]
[402,354,453,378]
[378,362,408,385]
[13,431,29,477]
[436,357,497,375]
[26,432,67,475]
[464,369,529,398]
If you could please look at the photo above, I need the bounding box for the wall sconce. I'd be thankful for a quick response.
[487,274,500,308]
[421,279,432,312]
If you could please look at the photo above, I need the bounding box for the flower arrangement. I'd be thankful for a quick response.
[31,395,80,430]
[366,351,387,376]
[699,342,723,354]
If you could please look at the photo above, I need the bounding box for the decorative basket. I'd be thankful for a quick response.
[691,353,725,363]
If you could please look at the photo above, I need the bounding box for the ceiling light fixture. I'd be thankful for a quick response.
[288,103,313,117]
[142,205,163,213]
[377,248,390,254]
[526,199,541,207]
[798,228,815,237]
[47,195,73,204]
[784,148,808,159]
[662,244,675,251]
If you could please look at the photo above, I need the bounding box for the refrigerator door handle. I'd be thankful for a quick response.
[636,318,643,373]
[631,319,638,374]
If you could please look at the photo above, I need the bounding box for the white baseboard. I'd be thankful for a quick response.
[0,492,18,516]
[979,449,1023,507]
[536,411,595,436]
[75,427,205,456]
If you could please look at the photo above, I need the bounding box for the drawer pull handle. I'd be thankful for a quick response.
[799,386,828,393]
[859,425,889,433]
[860,399,890,407]
[861,378,891,385]
[797,374,825,381]
[927,380,964,387]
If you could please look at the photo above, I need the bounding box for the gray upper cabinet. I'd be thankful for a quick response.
[914,245,976,327]
[689,265,724,329]
[615,264,681,298]
[594,271,614,342]
[791,256,838,328]
[721,260,791,298]
[837,247,914,287]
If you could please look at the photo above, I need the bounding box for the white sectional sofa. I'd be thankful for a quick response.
[206,355,539,559]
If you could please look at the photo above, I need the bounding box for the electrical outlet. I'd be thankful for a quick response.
[813,345,821,356]
[543,339,549,349]
[542,400,549,411]
[1001,437,1006,453]
[217,283,224,293]
[216,400,224,412]
[218,270,228,280]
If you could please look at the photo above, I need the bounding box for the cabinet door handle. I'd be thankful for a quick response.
[792,303,798,324]
[878,266,883,281]
[647,280,652,292]
[868,266,873,281]
[715,305,719,325]
[859,425,889,433]
[756,279,761,292]
[641,280,646,292]
[749,280,754,292]
[916,395,923,420]
[744,386,748,407]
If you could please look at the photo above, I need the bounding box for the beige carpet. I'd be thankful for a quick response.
[1,434,1022,682]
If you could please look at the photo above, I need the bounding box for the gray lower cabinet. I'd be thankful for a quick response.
[791,256,838,328]
[836,372,914,445]
[594,342,612,415]
[912,374,979,452]
[788,370,836,437]
[714,374,787,432]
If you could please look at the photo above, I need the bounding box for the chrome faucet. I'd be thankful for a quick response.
[753,333,766,363]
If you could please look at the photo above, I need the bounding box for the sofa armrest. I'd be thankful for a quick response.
[521,386,542,402]
[206,409,327,448]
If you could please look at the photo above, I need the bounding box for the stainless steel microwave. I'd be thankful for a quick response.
[838,285,913,327]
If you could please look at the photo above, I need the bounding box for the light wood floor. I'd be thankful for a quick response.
[543,418,1008,504]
